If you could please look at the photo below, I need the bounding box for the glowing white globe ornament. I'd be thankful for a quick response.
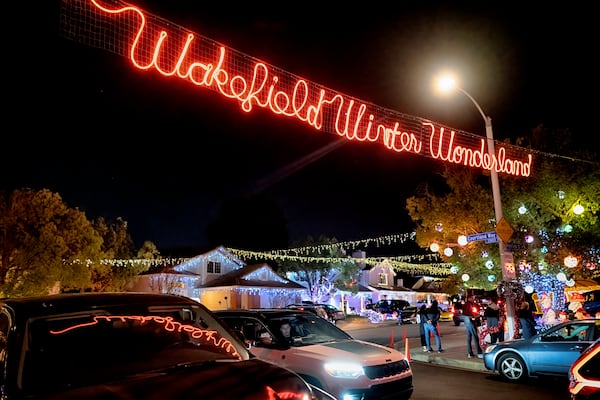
[524,285,534,294]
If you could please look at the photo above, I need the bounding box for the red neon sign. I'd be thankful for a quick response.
[50,314,241,359]
[61,0,533,177]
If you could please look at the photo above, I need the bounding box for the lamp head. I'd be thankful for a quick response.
[433,72,459,95]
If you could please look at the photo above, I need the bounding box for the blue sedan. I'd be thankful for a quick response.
[483,318,600,382]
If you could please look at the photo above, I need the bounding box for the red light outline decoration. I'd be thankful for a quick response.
[60,0,533,177]
[50,314,242,359]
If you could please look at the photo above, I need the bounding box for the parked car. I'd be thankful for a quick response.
[439,304,454,322]
[568,337,600,399]
[214,308,414,400]
[450,301,483,326]
[399,306,419,324]
[0,293,334,400]
[483,318,600,382]
[372,299,411,315]
[286,302,346,324]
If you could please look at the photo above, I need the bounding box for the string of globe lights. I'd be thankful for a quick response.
[68,232,453,276]
[226,232,454,276]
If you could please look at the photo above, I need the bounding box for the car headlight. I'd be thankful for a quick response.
[485,345,497,353]
[323,361,364,378]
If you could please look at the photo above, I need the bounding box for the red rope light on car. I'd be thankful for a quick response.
[50,315,242,359]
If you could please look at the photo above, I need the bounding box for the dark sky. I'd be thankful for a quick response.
[6,1,595,252]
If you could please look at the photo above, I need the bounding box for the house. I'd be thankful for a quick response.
[127,246,307,310]
[338,252,449,314]
[128,246,448,314]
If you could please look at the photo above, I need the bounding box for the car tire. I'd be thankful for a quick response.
[497,352,528,382]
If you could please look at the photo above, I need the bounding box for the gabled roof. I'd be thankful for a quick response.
[173,245,246,273]
[199,263,306,290]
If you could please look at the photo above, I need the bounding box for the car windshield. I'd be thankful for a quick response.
[22,305,246,395]
[267,314,351,345]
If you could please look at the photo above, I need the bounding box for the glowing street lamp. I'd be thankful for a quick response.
[434,73,517,339]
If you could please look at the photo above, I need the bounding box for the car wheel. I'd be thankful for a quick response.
[497,352,528,382]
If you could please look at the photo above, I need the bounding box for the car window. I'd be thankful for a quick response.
[21,306,245,396]
[542,322,594,342]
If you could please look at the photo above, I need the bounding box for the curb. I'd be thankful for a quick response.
[409,351,491,373]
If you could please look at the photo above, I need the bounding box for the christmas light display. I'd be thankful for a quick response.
[59,0,534,177]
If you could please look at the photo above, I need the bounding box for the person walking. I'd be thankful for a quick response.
[423,300,443,353]
[417,304,427,351]
[462,295,483,358]
[517,301,537,339]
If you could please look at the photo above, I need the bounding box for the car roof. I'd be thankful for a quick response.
[0,292,201,320]
[214,308,316,319]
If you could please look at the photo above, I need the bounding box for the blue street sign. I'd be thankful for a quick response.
[466,231,498,244]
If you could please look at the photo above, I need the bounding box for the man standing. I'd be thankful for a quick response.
[423,300,444,353]
[462,295,483,358]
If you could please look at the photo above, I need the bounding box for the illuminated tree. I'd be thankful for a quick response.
[277,236,360,302]
[406,127,600,294]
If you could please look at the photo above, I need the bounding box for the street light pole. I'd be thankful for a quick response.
[440,81,517,340]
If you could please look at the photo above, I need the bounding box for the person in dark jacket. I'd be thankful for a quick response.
[463,295,483,358]
[417,304,427,351]
[423,300,443,353]
[484,297,503,344]
[517,301,537,339]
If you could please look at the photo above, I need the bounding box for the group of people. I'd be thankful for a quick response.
[417,295,506,359]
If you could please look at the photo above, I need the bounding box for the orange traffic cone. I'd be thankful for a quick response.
[404,337,411,362]
[402,327,407,340]
[389,330,395,348]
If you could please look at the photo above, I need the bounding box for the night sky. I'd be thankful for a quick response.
[6,1,595,253]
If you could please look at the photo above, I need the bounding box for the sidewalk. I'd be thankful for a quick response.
[403,332,490,373]
[338,318,492,373]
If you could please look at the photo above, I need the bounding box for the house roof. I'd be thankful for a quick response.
[199,263,306,290]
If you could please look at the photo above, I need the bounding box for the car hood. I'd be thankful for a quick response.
[40,359,311,400]
[489,338,532,351]
[290,339,404,363]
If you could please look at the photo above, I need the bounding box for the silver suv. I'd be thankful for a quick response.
[215,308,413,400]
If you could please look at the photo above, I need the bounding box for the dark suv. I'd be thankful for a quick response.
[372,299,411,315]
[451,301,483,326]
[0,293,332,399]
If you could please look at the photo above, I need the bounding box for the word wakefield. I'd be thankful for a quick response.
[61,0,533,177]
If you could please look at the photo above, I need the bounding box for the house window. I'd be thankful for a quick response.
[378,273,388,286]
[207,261,221,274]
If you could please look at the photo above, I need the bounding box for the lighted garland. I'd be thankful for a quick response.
[264,233,416,256]
[65,233,448,275]
[67,258,190,268]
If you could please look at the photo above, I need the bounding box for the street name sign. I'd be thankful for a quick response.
[466,231,499,244]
